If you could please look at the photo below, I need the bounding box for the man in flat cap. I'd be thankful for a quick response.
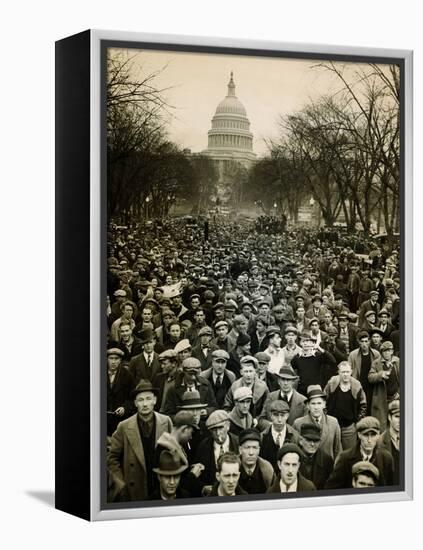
[227,387,255,436]
[227,315,249,352]
[107,347,135,436]
[150,450,190,500]
[237,428,276,494]
[378,400,400,484]
[258,365,307,430]
[348,330,381,409]
[108,379,172,501]
[260,400,301,473]
[211,320,231,352]
[298,423,334,489]
[359,290,380,327]
[293,385,342,460]
[325,416,394,489]
[128,327,162,385]
[173,338,192,367]
[201,349,236,408]
[191,325,219,371]
[368,341,400,431]
[377,309,394,338]
[267,443,316,493]
[254,351,280,392]
[194,410,239,489]
[161,357,217,418]
[351,461,380,488]
[224,355,269,417]
[321,326,348,370]
[186,308,211,348]
[155,350,179,411]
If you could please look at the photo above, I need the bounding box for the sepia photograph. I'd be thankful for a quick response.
[104,43,403,508]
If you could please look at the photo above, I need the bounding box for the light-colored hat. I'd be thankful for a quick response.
[233,386,253,402]
[174,339,192,354]
[206,410,230,429]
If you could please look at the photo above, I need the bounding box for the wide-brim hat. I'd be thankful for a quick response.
[306,385,326,401]
[138,327,156,344]
[152,450,188,476]
[177,390,208,409]
[275,365,298,380]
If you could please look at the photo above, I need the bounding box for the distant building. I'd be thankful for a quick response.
[193,72,257,206]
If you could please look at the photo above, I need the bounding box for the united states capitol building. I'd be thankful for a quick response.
[189,72,257,207]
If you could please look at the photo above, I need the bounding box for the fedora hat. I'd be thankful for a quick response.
[152,450,188,476]
[306,385,326,401]
[138,327,156,344]
[132,379,159,399]
[177,390,208,410]
[275,365,298,380]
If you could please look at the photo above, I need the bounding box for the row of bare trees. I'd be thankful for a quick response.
[247,63,400,236]
[107,51,218,220]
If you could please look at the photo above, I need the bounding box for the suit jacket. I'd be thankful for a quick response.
[359,299,380,326]
[107,366,135,435]
[325,443,394,489]
[260,424,301,472]
[107,412,172,501]
[161,375,218,418]
[266,473,316,493]
[224,378,269,417]
[201,367,236,408]
[368,356,400,431]
[129,351,162,384]
[258,389,307,430]
[191,342,219,371]
[293,413,342,460]
[194,433,239,486]
[249,331,268,355]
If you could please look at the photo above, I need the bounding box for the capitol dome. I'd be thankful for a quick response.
[207,72,254,154]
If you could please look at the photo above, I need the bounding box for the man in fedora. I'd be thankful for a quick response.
[193,410,239,489]
[201,349,236,408]
[298,423,334,489]
[161,357,217,418]
[237,428,276,494]
[176,390,209,460]
[337,311,358,355]
[293,385,342,460]
[258,365,307,430]
[150,450,190,500]
[108,379,172,501]
[224,355,269,417]
[266,443,316,493]
[378,399,400,484]
[128,328,162,384]
[106,347,135,436]
[325,416,394,489]
[259,400,301,473]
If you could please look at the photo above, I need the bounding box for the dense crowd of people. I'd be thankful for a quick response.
[106,216,401,503]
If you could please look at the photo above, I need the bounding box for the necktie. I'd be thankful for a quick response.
[147,354,152,366]
[219,445,225,459]
[215,375,222,389]
[203,347,208,357]
[276,433,281,447]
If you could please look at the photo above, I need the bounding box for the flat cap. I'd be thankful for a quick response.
[365,310,377,318]
[284,325,298,335]
[212,349,230,360]
[277,443,304,462]
[312,295,322,303]
[300,423,322,441]
[198,326,213,337]
[205,410,230,429]
[233,386,253,401]
[269,400,290,414]
[240,355,258,368]
[174,339,192,353]
[300,329,315,341]
[357,330,370,340]
[370,290,379,297]
[239,428,262,446]
[107,347,124,357]
[266,325,281,337]
[380,341,394,352]
[352,461,380,481]
[214,320,229,329]
[182,357,202,371]
[254,352,271,363]
[158,349,178,361]
[224,299,238,311]
[327,326,338,336]
[213,302,226,311]
[356,416,380,434]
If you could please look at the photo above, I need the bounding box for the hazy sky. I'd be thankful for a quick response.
[110,47,388,156]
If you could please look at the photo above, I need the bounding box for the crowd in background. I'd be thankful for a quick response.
[106,217,401,502]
